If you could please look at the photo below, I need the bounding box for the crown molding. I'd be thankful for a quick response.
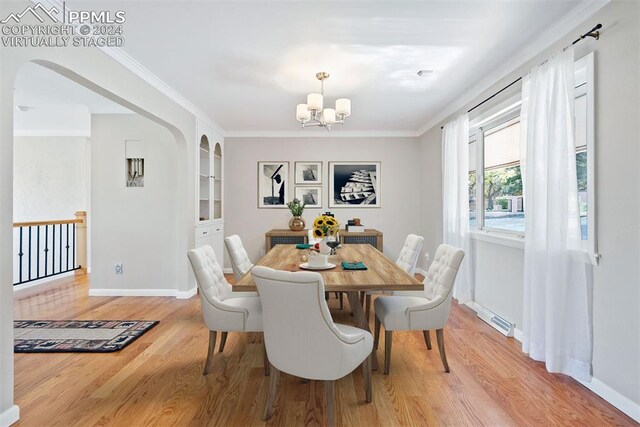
[416,0,611,136]
[224,130,419,138]
[34,0,226,136]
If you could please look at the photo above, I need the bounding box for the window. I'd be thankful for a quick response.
[468,52,597,262]
[482,118,524,234]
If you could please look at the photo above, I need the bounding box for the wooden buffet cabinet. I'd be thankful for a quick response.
[265,229,383,252]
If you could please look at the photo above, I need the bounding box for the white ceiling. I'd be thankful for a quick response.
[67,0,584,133]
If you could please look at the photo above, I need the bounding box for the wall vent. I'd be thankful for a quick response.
[476,305,515,337]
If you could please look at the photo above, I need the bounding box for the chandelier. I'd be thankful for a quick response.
[296,72,351,130]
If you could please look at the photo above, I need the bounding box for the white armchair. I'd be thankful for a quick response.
[252,266,373,425]
[187,245,263,375]
[225,234,254,281]
[374,244,464,374]
[364,234,424,321]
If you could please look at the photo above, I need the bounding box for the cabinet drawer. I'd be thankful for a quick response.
[196,227,213,239]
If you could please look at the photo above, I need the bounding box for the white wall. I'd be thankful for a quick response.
[90,114,179,294]
[13,137,88,221]
[419,0,640,415]
[225,137,422,268]
[13,105,90,137]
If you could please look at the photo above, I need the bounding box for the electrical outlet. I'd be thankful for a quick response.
[115,264,123,274]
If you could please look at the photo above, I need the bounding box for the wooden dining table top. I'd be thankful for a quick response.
[232,244,423,292]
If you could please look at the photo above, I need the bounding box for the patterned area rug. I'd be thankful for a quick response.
[14,320,159,353]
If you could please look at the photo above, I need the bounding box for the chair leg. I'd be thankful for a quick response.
[325,291,329,301]
[436,328,450,373]
[361,353,372,403]
[423,330,432,350]
[338,292,344,310]
[360,291,365,306]
[365,294,372,324]
[384,330,392,375]
[262,364,279,421]
[325,380,336,427]
[203,330,217,375]
[218,331,228,352]
[263,338,270,376]
[374,316,381,351]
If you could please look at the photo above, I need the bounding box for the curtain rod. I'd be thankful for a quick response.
[440,23,602,130]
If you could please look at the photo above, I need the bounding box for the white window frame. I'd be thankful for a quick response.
[575,52,598,264]
[470,101,524,238]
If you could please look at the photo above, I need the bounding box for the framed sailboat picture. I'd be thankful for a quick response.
[329,161,381,208]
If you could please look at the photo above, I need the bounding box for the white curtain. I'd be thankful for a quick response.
[520,46,592,381]
[442,114,473,303]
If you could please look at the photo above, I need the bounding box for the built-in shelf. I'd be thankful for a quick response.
[214,154,221,160]
[214,199,222,202]
[200,147,209,153]
[200,174,209,178]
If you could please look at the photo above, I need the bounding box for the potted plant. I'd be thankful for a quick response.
[286,198,306,231]
[312,214,340,254]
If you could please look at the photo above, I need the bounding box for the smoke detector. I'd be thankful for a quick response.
[417,70,434,77]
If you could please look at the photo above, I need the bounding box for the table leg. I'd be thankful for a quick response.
[346,291,378,377]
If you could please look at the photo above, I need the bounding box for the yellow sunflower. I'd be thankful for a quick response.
[313,228,325,238]
[314,217,325,227]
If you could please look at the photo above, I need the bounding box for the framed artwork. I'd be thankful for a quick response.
[258,161,289,208]
[295,161,322,184]
[295,186,323,208]
[329,161,381,208]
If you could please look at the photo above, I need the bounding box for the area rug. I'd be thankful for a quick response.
[14,320,159,353]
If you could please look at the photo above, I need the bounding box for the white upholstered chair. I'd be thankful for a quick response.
[225,234,254,281]
[374,244,464,374]
[364,234,424,321]
[187,245,263,375]
[252,266,373,425]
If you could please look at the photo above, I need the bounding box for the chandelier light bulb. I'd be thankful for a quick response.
[307,93,323,112]
[296,104,311,122]
[335,98,351,117]
[323,108,336,124]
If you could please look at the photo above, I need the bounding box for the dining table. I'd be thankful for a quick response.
[232,243,423,384]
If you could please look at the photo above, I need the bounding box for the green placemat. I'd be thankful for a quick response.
[296,243,313,249]
[341,261,368,270]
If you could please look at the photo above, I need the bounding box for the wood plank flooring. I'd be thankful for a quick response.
[12,273,636,426]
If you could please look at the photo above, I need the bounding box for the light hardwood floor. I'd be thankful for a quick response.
[12,273,636,426]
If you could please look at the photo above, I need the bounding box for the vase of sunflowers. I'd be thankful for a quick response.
[312,214,340,255]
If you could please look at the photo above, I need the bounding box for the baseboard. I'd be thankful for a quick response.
[89,288,195,298]
[463,301,639,422]
[176,287,197,300]
[0,405,20,427]
[578,378,640,423]
[12,271,75,292]
[222,268,233,275]
[513,328,523,342]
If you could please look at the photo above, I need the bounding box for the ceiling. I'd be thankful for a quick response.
[73,1,584,133]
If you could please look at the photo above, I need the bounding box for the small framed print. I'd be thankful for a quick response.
[295,186,322,208]
[329,161,381,208]
[258,161,289,208]
[295,161,322,185]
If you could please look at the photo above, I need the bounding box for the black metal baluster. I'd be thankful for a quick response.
[28,226,32,281]
[72,224,76,268]
[52,224,55,274]
[36,226,40,278]
[44,225,49,276]
[18,227,23,284]
[59,224,63,272]
[66,223,70,270]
